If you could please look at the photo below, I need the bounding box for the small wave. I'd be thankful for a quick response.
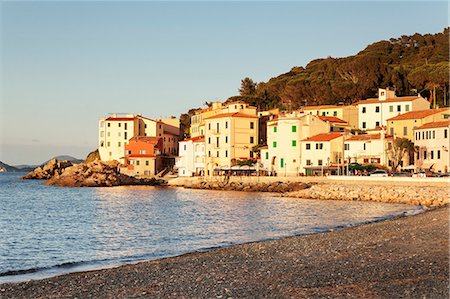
[0,261,85,277]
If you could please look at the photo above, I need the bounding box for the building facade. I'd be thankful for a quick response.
[303,105,358,129]
[176,136,205,177]
[119,136,163,177]
[301,133,344,175]
[344,133,392,167]
[414,120,450,173]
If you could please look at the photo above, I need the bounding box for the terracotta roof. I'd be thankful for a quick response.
[204,112,258,120]
[303,105,340,110]
[318,116,348,124]
[415,120,450,130]
[105,117,136,121]
[386,108,449,121]
[180,136,205,142]
[345,133,392,141]
[129,136,161,143]
[366,126,386,131]
[355,96,423,105]
[127,154,157,158]
[302,132,343,142]
[193,138,205,143]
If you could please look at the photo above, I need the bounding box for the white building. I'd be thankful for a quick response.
[414,120,450,173]
[344,133,392,167]
[300,132,344,175]
[264,112,329,176]
[176,136,205,176]
[355,88,430,130]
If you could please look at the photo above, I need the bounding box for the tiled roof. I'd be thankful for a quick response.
[318,116,348,123]
[355,96,423,105]
[345,133,392,141]
[204,112,258,120]
[105,117,136,121]
[193,138,205,143]
[415,120,450,130]
[302,132,343,142]
[129,136,161,143]
[303,105,340,110]
[386,108,449,121]
[180,136,205,142]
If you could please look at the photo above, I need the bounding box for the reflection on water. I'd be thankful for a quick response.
[0,173,423,283]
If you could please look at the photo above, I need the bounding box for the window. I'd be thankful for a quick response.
[217,151,219,157]
[344,144,349,151]
[126,150,131,155]
[424,150,427,159]
[445,129,448,138]
[415,132,418,140]
[437,150,441,159]
[431,151,434,159]
[118,142,121,147]
[318,159,323,166]
[146,160,149,166]
[208,151,211,157]
[184,144,186,151]
[125,123,127,130]
[306,159,311,166]
[265,152,269,159]
[362,107,366,113]
[405,105,410,112]
[375,106,380,113]
[422,131,425,139]
[118,123,121,127]
[362,122,366,129]
[225,136,228,143]
[390,128,394,136]
[250,136,254,143]
[316,143,323,150]
[216,122,219,131]
[426,131,429,139]
[107,122,110,127]
[292,125,297,132]
[250,122,254,129]
[216,137,219,147]
[225,121,228,129]
[322,112,326,116]
[397,105,401,112]
[208,137,211,144]
[274,126,277,133]
[107,132,111,137]
[208,123,211,130]
[432,131,435,139]
[363,143,366,150]
[333,111,337,116]
[225,150,228,158]
[107,142,110,147]
[389,106,393,112]
[306,143,311,150]
[124,132,127,140]
[403,127,407,136]
[100,121,104,127]
[100,131,104,137]
[280,158,284,168]
[136,160,140,166]
[118,132,121,137]
[417,151,420,160]
[273,141,277,148]
[292,140,297,147]
[376,121,380,127]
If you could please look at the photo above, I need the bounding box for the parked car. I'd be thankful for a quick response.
[370,169,389,177]
[412,171,426,178]
[392,172,410,177]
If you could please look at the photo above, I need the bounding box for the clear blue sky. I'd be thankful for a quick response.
[1,1,448,165]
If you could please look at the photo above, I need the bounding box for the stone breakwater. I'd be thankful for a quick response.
[284,183,449,207]
[183,180,312,193]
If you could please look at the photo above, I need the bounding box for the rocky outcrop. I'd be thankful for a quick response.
[184,180,312,193]
[44,160,166,187]
[85,149,100,164]
[284,184,449,207]
[22,159,73,180]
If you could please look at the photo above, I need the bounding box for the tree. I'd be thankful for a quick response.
[239,77,257,96]
[386,138,416,170]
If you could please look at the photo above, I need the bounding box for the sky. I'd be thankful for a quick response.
[1,1,448,165]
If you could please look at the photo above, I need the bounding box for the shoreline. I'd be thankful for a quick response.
[1,205,448,298]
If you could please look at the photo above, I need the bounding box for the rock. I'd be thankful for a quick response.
[23,159,73,180]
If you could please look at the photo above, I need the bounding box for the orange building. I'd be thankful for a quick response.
[119,136,164,177]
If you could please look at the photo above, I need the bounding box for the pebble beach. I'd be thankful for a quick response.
[1,204,448,298]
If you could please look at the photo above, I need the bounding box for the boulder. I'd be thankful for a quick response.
[23,159,73,180]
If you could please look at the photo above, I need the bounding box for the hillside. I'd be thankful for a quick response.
[228,28,449,110]
[0,161,19,172]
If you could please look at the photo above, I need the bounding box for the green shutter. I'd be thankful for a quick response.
[280,158,284,168]
[265,152,269,159]
[274,126,277,133]
[273,141,277,148]
[292,140,296,147]
[292,125,296,132]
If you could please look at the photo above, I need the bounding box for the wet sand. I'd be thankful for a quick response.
[1,205,448,298]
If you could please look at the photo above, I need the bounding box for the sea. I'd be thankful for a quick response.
[0,172,425,284]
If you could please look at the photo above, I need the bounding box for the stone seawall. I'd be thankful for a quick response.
[169,177,449,206]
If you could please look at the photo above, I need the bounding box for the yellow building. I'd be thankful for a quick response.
[303,105,358,129]
[386,108,450,141]
[203,107,259,176]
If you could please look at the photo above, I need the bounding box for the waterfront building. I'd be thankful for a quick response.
[318,116,351,132]
[176,136,205,176]
[300,132,344,175]
[344,132,393,167]
[355,88,430,130]
[99,114,180,164]
[386,108,450,141]
[264,112,329,176]
[414,120,450,173]
[203,103,259,176]
[119,136,163,177]
[257,108,279,145]
[303,104,358,129]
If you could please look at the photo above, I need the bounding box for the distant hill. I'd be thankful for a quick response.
[226,28,449,110]
[0,161,20,172]
[41,155,83,166]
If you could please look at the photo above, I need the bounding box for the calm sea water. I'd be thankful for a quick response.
[0,172,423,283]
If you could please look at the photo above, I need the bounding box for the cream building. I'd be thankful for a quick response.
[203,105,259,176]
[176,136,205,176]
[303,105,358,129]
[386,108,449,141]
[300,133,344,175]
[414,120,450,173]
[265,112,330,176]
[355,88,430,130]
[344,133,393,167]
